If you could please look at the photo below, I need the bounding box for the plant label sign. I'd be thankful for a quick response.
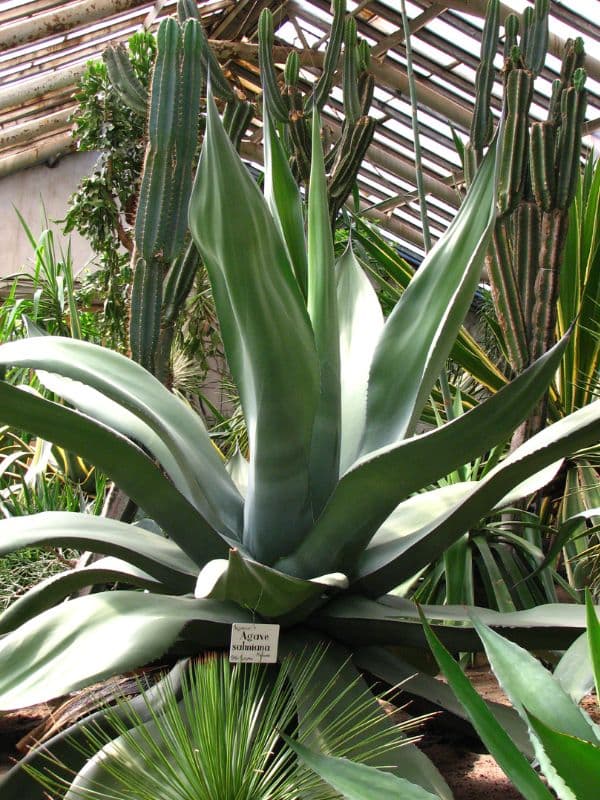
[229,623,280,663]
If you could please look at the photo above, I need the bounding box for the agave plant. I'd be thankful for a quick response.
[2,70,600,798]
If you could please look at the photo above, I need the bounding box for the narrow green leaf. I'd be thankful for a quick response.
[283,736,439,800]
[419,609,554,800]
[361,142,497,452]
[0,592,250,710]
[307,109,341,515]
[336,241,384,472]
[525,711,600,800]
[263,105,308,297]
[189,95,320,564]
[0,337,243,539]
[0,381,228,566]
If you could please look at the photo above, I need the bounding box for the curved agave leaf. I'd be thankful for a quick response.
[554,632,595,702]
[0,512,198,584]
[34,369,212,524]
[189,94,320,565]
[355,404,600,594]
[284,737,440,800]
[263,105,308,297]
[336,241,384,472]
[361,141,497,453]
[195,549,347,623]
[0,556,169,635]
[0,381,228,565]
[281,630,453,799]
[419,612,553,800]
[0,660,189,800]
[307,110,341,515]
[0,592,250,710]
[312,594,592,651]
[472,617,600,744]
[0,337,243,538]
[277,334,571,579]
[525,711,600,800]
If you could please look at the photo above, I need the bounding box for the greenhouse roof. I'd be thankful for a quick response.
[0,0,599,254]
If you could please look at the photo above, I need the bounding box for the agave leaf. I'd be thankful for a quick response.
[472,617,600,744]
[361,141,497,453]
[354,646,533,757]
[525,711,600,800]
[189,95,320,564]
[195,549,347,622]
[0,512,197,583]
[0,337,243,538]
[283,736,440,800]
[313,594,592,651]
[281,631,454,799]
[0,556,169,635]
[336,241,384,472]
[0,381,228,565]
[278,334,572,579]
[0,661,189,800]
[263,105,308,297]
[355,409,594,594]
[33,368,217,527]
[307,110,341,515]
[554,632,595,703]
[0,592,250,710]
[419,611,553,800]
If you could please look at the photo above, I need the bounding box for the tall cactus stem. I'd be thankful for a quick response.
[497,68,533,216]
[103,45,148,115]
[177,0,199,22]
[524,0,549,76]
[514,202,541,333]
[343,17,362,125]
[556,80,587,210]
[135,18,181,261]
[470,0,499,152]
[258,9,290,123]
[308,0,345,111]
[284,50,300,87]
[358,72,374,116]
[130,256,163,372]
[503,14,519,60]
[530,121,556,211]
[163,241,201,323]
[487,220,529,373]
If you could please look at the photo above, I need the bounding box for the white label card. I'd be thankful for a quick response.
[229,622,280,663]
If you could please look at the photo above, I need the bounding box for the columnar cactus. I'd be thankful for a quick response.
[258,0,375,223]
[467,0,587,447]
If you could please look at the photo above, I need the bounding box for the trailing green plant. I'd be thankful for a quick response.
[29,648,427,800]
[421,590,600,799]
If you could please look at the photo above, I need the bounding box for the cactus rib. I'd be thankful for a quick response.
[130,256,163,372]
[103,45,148,115]
[308,0,345,111]
[343,17,362,125]
[258,9,289,123]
